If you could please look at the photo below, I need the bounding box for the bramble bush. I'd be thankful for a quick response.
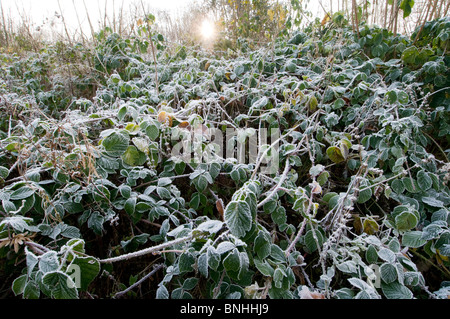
[0,16,449,299]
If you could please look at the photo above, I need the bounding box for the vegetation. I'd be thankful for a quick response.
[0,0,449,299]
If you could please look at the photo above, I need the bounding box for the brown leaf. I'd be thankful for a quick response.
[178,121,190,129]
[299,286,325,299]
[216,199,225,221]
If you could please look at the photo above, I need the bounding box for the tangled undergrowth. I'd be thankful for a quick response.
[0,16,449,299]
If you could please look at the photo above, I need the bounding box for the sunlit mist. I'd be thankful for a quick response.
[200,19,215,40]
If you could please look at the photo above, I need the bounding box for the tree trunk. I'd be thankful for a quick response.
[383,0,389,29]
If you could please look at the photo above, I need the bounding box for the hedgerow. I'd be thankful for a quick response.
[0,16,449,299]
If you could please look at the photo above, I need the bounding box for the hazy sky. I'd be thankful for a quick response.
[0,0,323,38]
[1,0,196,35]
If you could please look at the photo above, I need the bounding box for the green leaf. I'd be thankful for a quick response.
[337,260,357,274]
[402,231,427,248]
[42,271,79,299]
[397,91,409,104]
[69,256,100,291]
[87,211,104,235]
[12,274,27,296]
[402,177,418,193]
[254,259,274,276]
[198,253,208,277]
[270,244,286,264]
[263,200,277,214]
[422,196,444,208]
[438,244,450,257]
[61,225,81,239]
[195,175,209,192]
[224,200,252,238]
[401,46,419,65]
[326,146,345,163]
[357,187,372,204]
[381,282,413,299]
[23,280,40,299]
[421,224,444,240]
[119,184,132,199]
[102,131,130,157]
[416,170,432,191]
[400,0,415,18]
[386,90,397,104]
[395,211,418,231]
[39,251,60,274]
[380,263,398,284]
[254,231,271,259]
[391,179,405,194]
[156,186,171,199]
[272,206,287,226]
[117,105,127,121]
[196,220,223,235]
[178,252,195,273]
[145,123,160,141]
[216,241,235,255]
[65,238,86,255]
[378,248,396,263]
[0,166,9,179]
[132,137,149,154]
[10,186,35,200]
[332,98,345,110]
[273,267,287,288]
[207,246,220,271]
[2,200,16,213]
[223,249,240,272]
[122,146,147,166]
[124,196,136,215]
[121,233,149,252]
[156,285,169,299]
[365,245,378,264]
[304,229,324,253]
[182,278,199,291]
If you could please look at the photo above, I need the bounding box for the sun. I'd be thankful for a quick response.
[200,19,215,40]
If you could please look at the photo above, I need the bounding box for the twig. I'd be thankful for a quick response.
[257,161,291,208]
[114,264,164,298]
[99,234,193,263]
[25,241,50,254]
[285,219,307,257]
[212,270,226,299]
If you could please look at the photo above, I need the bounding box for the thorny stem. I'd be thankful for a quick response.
[25,241,50,254]
[114,264,164,298]
[285,219,307,258]
[257,161,291,208]
[100,234,193,263]
[213,270,226,299]
[249,121,305,181]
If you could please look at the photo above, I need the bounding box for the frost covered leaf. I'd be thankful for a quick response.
[102,131,130,157]
[69,256,100,291]
[402,231,427,248]
[10,186,35,200]
[224,200,252,238]
[381,282,413,299]
[196,220,223,234]
[326,146,345,163]
[42,271,79,299]
[417,170,432,191]
[122,146,147,166]
[395,210,418,231]
[380,263,398,284]
[132,137,150,154]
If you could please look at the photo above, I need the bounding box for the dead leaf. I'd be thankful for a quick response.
[216,198,225,221]
[299,286,325,299]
